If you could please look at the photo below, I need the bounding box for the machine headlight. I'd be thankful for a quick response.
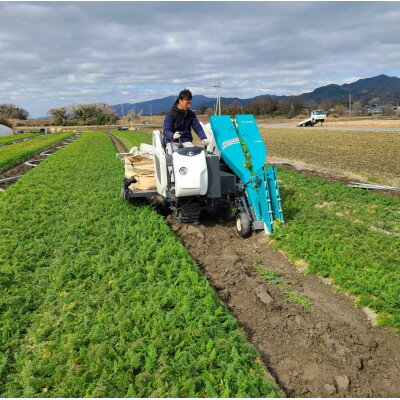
[179,167,188,175]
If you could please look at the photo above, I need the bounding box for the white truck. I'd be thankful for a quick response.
[298,110,327,127]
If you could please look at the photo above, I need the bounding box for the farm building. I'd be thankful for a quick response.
[0,124,13,136]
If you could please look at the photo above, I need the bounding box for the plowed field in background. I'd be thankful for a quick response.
[323,119,400,128]
[261,127,400,186]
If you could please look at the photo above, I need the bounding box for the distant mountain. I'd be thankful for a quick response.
[112,74,400,115]
[301,74,400,104]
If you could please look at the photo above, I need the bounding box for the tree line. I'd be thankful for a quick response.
[47,103,118,125]
[0,103,118,127]
[198,97,397,117]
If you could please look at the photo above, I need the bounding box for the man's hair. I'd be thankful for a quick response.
[176,89,192,103]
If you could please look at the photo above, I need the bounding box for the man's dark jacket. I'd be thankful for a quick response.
[163,105,206,143]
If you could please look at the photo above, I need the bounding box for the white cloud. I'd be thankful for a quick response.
[0,1,399,117]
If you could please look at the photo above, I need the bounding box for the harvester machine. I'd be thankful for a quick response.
[121,115,284,237]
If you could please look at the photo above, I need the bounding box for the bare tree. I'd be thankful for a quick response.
[0,103,29,120]
[333,103,346,116]
[382,106,395,116]
[352,102,363,115]
[319,99,335,112]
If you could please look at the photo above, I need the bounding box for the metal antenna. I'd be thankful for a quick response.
[213,82,222,115]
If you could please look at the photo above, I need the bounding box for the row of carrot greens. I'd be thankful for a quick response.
[0,131,280,397]
[0,131,43,145]
[110,129,152,148]
[0,131,74,172]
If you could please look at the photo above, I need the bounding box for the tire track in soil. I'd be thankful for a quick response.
[112,134,400,398]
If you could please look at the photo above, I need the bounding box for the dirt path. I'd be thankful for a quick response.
[107,132,127,154]
[167,216,400,398]
[112,135,400,398]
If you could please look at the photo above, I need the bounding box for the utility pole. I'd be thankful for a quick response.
[349,94,351,116]
[121,103,124,117]
[150,103,153,125]
[213,82,222,115]
[132,106,135,125]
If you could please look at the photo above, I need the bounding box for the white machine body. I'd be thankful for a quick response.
[172,149,208,197]
[152,131,168,197]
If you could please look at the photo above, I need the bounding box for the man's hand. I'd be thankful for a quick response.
[202,138,210,146]
[173,132,181,140]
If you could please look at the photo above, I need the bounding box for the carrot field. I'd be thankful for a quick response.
[0,132,74,172]
[0,132,42,145]
[0,132,279,397]
[1,128,399,396]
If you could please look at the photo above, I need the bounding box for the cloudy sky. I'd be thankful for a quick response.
[0,1,399,117]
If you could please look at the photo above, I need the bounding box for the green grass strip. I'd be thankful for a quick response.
[0,132,43,145]
[0,132,279,397]
[271,168,400,331]
[0,132,74,172]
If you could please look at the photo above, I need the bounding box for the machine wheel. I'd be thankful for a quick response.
[175,201,201,223]
[236,213,251,238]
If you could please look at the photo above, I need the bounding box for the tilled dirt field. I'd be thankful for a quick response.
[166,216,400,398]
[114,134,400,398]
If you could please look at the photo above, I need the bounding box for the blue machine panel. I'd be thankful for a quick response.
[209,115,247,178]
[210,115,284,233]
[235,115,266,171]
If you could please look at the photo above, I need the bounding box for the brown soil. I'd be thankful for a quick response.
[107,132,127,154]
[0,133,81,190]
[113,135,400,398]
